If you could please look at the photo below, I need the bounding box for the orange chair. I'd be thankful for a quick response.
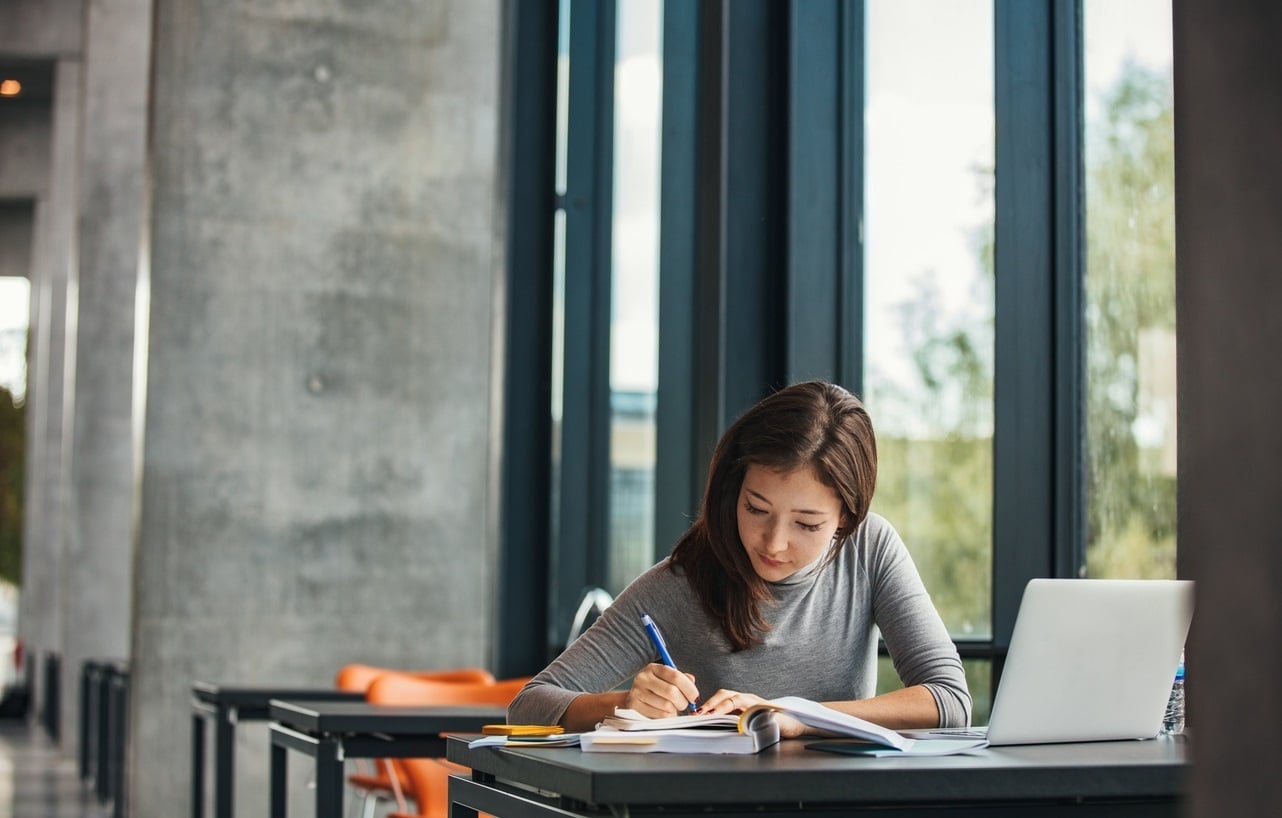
[336,664,496,693]
[364,673,532,818]
[336,666,498,818]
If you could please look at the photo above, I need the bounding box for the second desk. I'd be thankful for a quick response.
[269,699,507,818]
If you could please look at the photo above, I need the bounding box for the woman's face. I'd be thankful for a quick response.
[736,463,846,582]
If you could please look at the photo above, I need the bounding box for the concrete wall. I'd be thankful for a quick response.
[132,1,502,815]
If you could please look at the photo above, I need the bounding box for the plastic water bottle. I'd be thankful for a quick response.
[1160,652,1185,736]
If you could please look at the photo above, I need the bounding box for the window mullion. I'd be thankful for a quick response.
[555,0,616,651]
[655,0,702,555]
[786,0,842,384]
[496,0,560,678]
[993,0,1058,650]
[1052,0,1085,581]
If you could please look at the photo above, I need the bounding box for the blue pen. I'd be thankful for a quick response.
[640,613,698,713]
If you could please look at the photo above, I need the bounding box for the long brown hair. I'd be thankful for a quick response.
[670,381,878,651]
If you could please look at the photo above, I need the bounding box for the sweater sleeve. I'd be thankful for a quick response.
[863,515,973,728]
[507,562,676,726]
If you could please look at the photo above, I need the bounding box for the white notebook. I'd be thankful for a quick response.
[581,707,780,754]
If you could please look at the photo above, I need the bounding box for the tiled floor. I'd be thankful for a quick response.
[0,718,111,818]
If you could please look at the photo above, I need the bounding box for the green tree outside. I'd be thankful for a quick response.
[1083,61,1177,579]
[0,386,23,587]
[870,60,1176,709]
[875,58,1176,626]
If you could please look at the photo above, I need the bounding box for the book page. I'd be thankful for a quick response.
[745,697,912,750]
[601,708,739,731]
[601,697,917,751]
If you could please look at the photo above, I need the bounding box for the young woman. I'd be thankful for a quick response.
[507,381,971,737]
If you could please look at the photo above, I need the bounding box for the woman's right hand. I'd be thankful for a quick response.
[623,663,701,718]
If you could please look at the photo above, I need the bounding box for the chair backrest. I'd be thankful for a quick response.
[334,663,496,693]
[365,673,529,707]
[567,587,614,644]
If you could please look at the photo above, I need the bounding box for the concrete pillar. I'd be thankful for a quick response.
[133,1,502,815]
[58,0,153,760]
[17,55,81,732]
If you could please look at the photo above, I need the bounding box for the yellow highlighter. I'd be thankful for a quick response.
[481,724,565,737]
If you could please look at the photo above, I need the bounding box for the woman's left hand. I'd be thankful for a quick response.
[696,689,806,738]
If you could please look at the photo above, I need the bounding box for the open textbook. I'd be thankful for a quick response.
[582,696,984,755]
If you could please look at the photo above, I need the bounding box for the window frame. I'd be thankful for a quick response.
[499,0,1106,695]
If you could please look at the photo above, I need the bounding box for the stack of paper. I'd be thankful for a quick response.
[468,733,582,749]
[469,724,581,749]
[582,707,780,754]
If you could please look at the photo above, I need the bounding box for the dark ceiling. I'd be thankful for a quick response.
[0,58,55,104]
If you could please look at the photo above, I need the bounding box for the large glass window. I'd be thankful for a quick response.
[0,273,29,592]
[607,0,663,595]
[863,0,995,641]
[0,276,28,404]
[514,0,1179,682]
[546,0,663,641]
[1083,0,1176,579]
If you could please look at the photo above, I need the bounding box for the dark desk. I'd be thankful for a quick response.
[447,735,1187,818]
[268,700,507,818]
[190,683,364,818]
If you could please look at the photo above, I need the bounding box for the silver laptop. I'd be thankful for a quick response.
[906,578,1193,745]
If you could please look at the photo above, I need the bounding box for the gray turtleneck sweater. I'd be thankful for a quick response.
[508,512,972,729]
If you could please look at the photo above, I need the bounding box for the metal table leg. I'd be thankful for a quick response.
[191,711,206,818]
[270,740,287,818]
[314,736,344,818]
[215,705,235,818]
